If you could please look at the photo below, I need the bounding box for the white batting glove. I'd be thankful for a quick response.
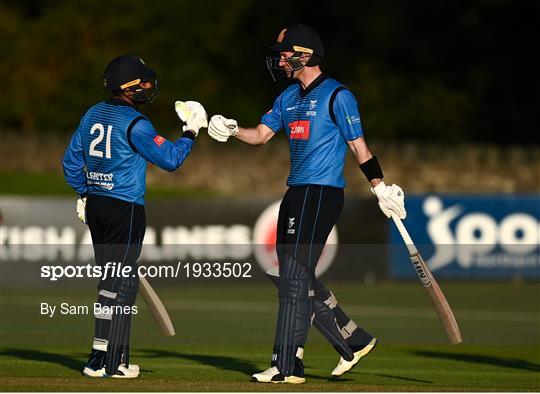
[76,197,86,224]
[175,101,208,136]
[372,182,406,219]
[208,115,238,142]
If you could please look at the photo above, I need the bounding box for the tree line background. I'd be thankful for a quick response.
[1,0,538,145]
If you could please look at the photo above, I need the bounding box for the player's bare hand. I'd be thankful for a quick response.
[208,115,238,142]
[372,182,406,219]
[175,101,208,136]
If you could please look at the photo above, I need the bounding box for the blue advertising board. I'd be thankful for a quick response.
[390,195,540,279]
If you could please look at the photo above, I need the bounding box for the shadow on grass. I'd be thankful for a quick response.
[139,349,257,376]
[0,348,84,372]
[368,373,432,384]
[412,350,540,372]
[305,373,354,382]
[139,350,363,381]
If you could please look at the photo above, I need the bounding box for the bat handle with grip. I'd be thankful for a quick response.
[390,213,418,255]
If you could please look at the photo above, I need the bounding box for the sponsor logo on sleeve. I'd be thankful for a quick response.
[153,135,166,146]
[346,115,361,125]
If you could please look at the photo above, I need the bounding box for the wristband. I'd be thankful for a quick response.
[182,130,196,140]
[359,155,383,181]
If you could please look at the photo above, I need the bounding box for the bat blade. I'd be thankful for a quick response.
[139,276,175,336]
[412,252,463,345]
[391,214,462,344]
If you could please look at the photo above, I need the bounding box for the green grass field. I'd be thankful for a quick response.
[0,282,539,391]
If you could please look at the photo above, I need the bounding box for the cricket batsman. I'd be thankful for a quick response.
[62,55,208,378]
[207,25,406,383]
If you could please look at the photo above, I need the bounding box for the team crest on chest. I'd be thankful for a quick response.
[306,99,317,116]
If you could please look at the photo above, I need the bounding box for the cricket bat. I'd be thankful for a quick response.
[391,213,462,345]
[139,275,175,336]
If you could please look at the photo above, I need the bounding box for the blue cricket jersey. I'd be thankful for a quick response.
[62,99,193,204]
[261,75,363,188]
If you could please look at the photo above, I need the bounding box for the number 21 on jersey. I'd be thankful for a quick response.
[89,123,112,159]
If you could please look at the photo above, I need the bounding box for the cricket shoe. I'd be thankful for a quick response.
[251,366,305,384]
[331,337,378,377]
[83,364,140,378]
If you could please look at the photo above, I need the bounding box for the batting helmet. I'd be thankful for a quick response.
[103,55,158,104]
[266,24,324,81]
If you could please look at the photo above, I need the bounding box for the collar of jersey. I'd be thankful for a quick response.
[106,97,136,108]
[299,73,327,98]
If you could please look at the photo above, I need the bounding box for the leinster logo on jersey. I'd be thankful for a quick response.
[306,100,317,116]
[288,120,310,140]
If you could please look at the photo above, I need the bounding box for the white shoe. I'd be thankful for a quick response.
[83,364,140,378]
[252,366,305,384]
[122,364,139,373]
[110,364,140,378]
[331,337,378,377]
[83,366,107,378]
